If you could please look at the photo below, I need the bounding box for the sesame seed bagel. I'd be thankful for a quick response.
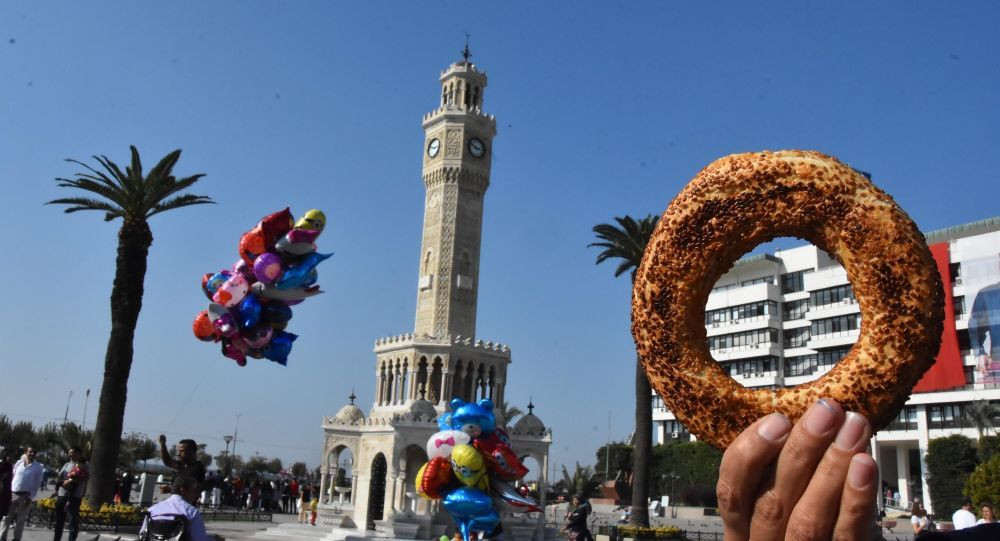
[631,150,944,449]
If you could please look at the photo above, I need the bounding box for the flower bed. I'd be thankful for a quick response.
[30,499,144,532]
[617,525,685,540]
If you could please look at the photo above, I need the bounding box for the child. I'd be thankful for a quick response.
[310,496,318,525]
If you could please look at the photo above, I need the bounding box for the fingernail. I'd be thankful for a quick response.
[847,455,875,489]
[757,413,792,442]
[834,412,870,450]
[804,398,840,435]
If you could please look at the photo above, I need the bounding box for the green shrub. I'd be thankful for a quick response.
[979,435,1000,462]
[926,435,978,515]
[617,525,684,539]
[964,454,1000,510]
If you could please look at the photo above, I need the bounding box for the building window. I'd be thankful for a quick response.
[928,403,966,430]
[810,314,862,339]
[816,347,851,370]
[651,394,664,410]
[781,270,808,294]
[706,300,777,325]
[740,276,773,287]
[953,296,966,318]
[809,284,856,309]
[784,327,810,348]
[950,262,962,284]
[782,299,809,321]
[721,356,776,377]
[888,406,918,431]
[784,355,815,377]
[708,328,779,351]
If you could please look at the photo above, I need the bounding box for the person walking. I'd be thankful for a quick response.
[563,494,594,541]
[52,446,88,541]
[0,448,44,541]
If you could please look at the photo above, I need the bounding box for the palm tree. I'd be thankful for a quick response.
[499,400,524,428]
[47,146,213,504]
[559,462,601,499]
[966,400,1000,440]
[589,214,660,527]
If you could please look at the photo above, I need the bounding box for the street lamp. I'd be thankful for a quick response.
[224,435,233,455]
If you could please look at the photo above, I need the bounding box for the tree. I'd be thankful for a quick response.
[48,146,213,504]
[964,454,1000,509]
[558,463,601,498]
[651,442,723,506]
[499,401,524,428]
[589,214,660,526]
[965,400,1000,440]
[215,453,244,477]
[290,461,308,479]
[979,435,1000,463]
[119,432,158,470]
[926,435,979,515]
[595,442,633,482]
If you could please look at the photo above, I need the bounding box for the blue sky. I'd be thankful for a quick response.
[1,1,998,480]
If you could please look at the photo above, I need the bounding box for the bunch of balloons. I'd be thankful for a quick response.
[416,398,539,541]
[191,208,331,366]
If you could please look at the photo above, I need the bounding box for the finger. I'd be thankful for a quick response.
[717,413,791,541]
[785,412,871,539]
[831,454,878,541]
[749,399,844,540]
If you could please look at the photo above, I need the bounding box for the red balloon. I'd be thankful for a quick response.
[473,431,528,481]
[259,208,294,249]
[418,456,455,499]
[193,310,220,342]
[239,227,267,267]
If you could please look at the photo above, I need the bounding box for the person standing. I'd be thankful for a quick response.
[120,471,132,505]
[911,502,930,538]
[953,499,978,530]
[53,446,88,541]
[978,503,996,524]
[0,454,13,524]
[158,436,206,494]
[297,484,311,524]
[0,448,44,541]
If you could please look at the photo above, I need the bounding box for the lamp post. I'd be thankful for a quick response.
[224,435,233,455]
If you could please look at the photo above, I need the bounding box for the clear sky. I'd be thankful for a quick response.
[1,2,998,480]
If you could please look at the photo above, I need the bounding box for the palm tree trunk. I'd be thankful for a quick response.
[86,221,151,505]
[630,354,652,526]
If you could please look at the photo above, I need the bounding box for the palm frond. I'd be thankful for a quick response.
[146,193,215,219]
[46,197,123,218]
[589,214,660,278]
[146,149,182,181]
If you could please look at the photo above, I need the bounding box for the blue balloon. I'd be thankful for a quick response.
[442,487,492,518]
[443,487,498,541]
[263,331,297,366]
[238,294,262,329]
[261,302,293,324]
[275,252,332,290]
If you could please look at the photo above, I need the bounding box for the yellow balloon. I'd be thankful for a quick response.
[295,209,326,232]
[450,444,487,490]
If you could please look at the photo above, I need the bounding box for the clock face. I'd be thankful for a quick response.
[427,138,441,158]
[468,137,486,158]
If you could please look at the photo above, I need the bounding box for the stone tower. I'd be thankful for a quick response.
[370,56,509,417]
[415,57,496,339]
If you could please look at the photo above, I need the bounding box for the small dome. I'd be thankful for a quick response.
[409,399,438,421]
[334,403,365,424]
[514,413,544,435]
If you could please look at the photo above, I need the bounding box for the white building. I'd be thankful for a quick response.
[651,216,1000,513]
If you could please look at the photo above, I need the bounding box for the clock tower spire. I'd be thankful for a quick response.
[415,56,497,339]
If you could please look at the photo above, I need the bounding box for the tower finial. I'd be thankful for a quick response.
[527,397,534,415]
[349,388,356,405]
[462,33,472,62]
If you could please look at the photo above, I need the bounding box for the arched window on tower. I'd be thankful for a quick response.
[442,87,448,107]
[487,366,496,401]
[429,357,443,404]
[473,86,480,109]
[463,81,471,108]
[423,251,432,275]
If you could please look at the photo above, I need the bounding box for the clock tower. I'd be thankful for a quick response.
[415,56,497,339]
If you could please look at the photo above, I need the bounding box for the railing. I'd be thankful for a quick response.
[26,503,272,533]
